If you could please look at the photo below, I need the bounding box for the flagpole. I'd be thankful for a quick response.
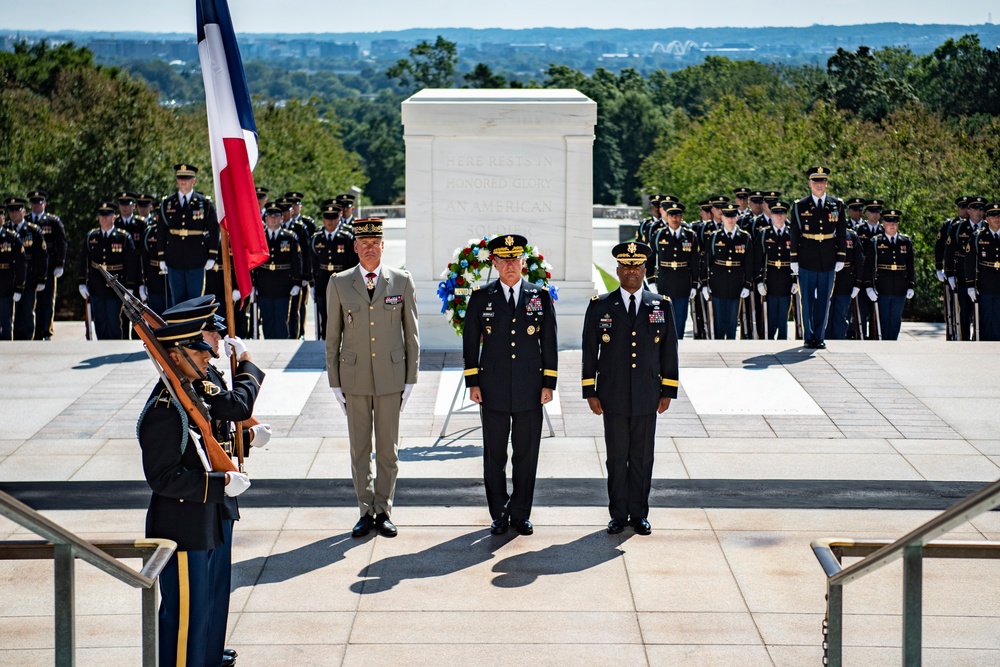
[220,227,246,472]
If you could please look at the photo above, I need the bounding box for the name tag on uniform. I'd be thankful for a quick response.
[900,246,907,254]
[385,295,403,305]
[599,316,612,329]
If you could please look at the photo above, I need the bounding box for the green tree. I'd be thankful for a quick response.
[917,34,1000,117]
[385,36,458,92]
[464,63,508,89]
[824,46,917,122]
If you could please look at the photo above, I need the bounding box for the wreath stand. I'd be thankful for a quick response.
[439,373,556,438]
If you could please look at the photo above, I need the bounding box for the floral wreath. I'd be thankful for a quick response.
[437,235,558,337]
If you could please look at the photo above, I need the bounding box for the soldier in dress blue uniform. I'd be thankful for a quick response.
[583,241,678,535]
[78,201,138,340]
[26,190,66,340]
[702,205,753,339]
[734,187,752,226]
[253,203,302,339]
[789,166,847,349]
[826,211,865,340]
[754,202,796,340]
[637,195,664,245]
[946,196,986,340]
[114,191,146,248]
[651,202,700,339]
[844,197,866,230]
[137,312,252,667]
[863,210,915,340]
[157,164,220,307]
[136,192,159,229]
[964,203,1000,341]
[139,217,168,316]
[273,197,310,339]
[463,234,558,536]
[5,197,48,340]
[854,199,885,338]
[285,192,315,338]
[311,203,359,339]
[336,193,357,234]
[0,218,26,340]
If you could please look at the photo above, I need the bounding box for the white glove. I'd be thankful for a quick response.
[867,287,878,302]
[400,383,415,412]
[739,287,750,299]
[53,267,64,278]
[36,283,45,292]
[791,283,799,295]
[250,423,272,447]
[301,279,310,287]
[757,283,767,296]
[936,270,946,282]
[948,276,956,290]
[205,259,216,271]
[701,286,711,301]
[331,386,347,415]
[12,292,21,303]
[159,261,168,274]
[79,284,90,299]
[223,335,247,359]
[835,261,844,273]
[249,288,256,303]
[290,285,301,297]
[689,288,697,299]
[968,287,977,302]
[232,289,241,302]
[851,286,860,299]
[311,287,317,301]
[791,262,799,275]
[225,471,251,497]
[139,285,148,301]
[905,288,914,300]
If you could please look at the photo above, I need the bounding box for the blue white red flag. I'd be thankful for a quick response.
[197,0,268,300]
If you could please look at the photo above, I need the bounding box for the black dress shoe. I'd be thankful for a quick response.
[223,648,238,659]
[513,518,533,535]
[804,340,816,349]
[490,516,509,535]
[631,518,652,535]
[607,518,626,534]
[352,514,375,538]
[375,512,397,537]
[222,651,237,667]
[816,340,827,349]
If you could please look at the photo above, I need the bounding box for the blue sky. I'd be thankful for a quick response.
[1,0,996,33]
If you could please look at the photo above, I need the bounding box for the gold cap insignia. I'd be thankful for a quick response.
[628,242,637,254]
[505,235,514,247]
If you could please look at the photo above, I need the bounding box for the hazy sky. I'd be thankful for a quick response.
[1,0,996,33]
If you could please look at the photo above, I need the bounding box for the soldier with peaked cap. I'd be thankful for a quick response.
[5,197,47,340]
[826,208,865,340]
[136,193,158,228]
[253,203,302,339]
[844,197,866,230]
[0,213,26,340]
[651,201,700,339]
[463,234,558,536]
[137,305,252,667]
[157,163,220,307]
[78,201,139,340]
[637,195,664,246]
[583,241,678,536]
[863,209,914,340]
[326,218,419,538]
[754,202,796,340]
[702,204,753,339]
[311,203,359,339]
[855,199,885,337]
[284,191,315,338]
[946,196,986,340]
[789,166,847,349]
[963,203,1000,340]
[26,189,66,340]
[336,194,357,233]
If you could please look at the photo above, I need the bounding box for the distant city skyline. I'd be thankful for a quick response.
[1,0,996,34]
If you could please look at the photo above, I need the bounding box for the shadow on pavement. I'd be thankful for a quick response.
[490,529,630,588]
[231,531,361,591]
[72,352,146,369]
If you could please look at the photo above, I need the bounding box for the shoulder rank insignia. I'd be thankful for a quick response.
[199,380,221,396]
[591,295,599,301]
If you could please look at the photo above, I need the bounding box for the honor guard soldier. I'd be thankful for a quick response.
[789,166,847,349]
[745,191,767,237]
[285,191,315,338]
[136,313,251,667]
[756,191,782,238]
[754,202,796,340]
[254,203,302,339]
[78,201,138,339]
[274,197,310,339]
[26,190,66,340]
[701,205,753,339]
[583,241,678,535]
[855,199,885,337]
[863,209,914,340]
[463,234,558,536]
[157,163,220,307]
[826,213,864,340]
[0,219,26,340]
[311,203,359,339]
[936,196,969,283]
[946,196,986,340]
[637,195,664,245]
[845,197,866,230]
[139,217,168,316]
[114,191,145,248]
[337,193,357,232]
[965,203,1000,340]
[734,187,752,224]
[652,201,700,339]
[256,186,269,219]
[136,192,158,228]
[5,197,48,340]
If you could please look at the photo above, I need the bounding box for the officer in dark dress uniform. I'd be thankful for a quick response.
[463,234,557,536]
[754,202,796,340]
[583,241,678,535]
[114,191,146,249]
[964,203,1000,341]
[285,192,315,338]
[789,166,847,349]
[311,204,358,339]
[844,197,866,230]
[702,205,752,339]
[78,201,138,340]
[26,190,66,340]
[855,199,885,338]
[637,195,664,246]
[946,196,986,340]
[137,312,252,667]
[0,220,26,340]
[734,187,752,227]
[136,192,159,229]
[157,164,220,307]
[863,210,914,340]
[826,219,865,340]
[936,196,969,282]
[139,219,168,316]
[651,202,700,339]
[273,197,310,339]
[5,197,48,340]
[254,203,302,339]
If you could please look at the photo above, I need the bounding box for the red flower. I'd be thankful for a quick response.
[521,268,528,275]
[463,247,471,254]
[479,240,487,247]
[456,276,465,285]
[537,254,544,260]
[546,271,551,279]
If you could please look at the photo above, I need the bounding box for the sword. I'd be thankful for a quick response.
[793,278,804,342]
[748,293,759,340]
[688,294,696,340]
[761,295,769,339]
[252,290,259,340]
[943,281,954,341]
[706,295,715,339]
[872,300,883,340]
[852,297,865,340]
[974,300,981,341]
[84,297,94,341]
[953,290,963,341]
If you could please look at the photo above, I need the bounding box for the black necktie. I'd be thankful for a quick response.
[508,287,515,312]
[628,294,637,324]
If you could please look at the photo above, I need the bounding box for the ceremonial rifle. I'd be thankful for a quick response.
[84,297,94,341]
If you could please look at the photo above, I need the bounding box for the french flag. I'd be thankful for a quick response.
[197,0,268,300]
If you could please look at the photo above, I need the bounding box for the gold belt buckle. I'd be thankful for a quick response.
[892,264,898,270]
[995,262,1000,270]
